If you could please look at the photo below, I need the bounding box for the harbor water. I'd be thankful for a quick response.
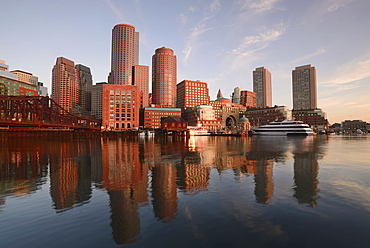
[0,134,369,248]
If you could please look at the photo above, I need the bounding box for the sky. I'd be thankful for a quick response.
[1,0,370,124]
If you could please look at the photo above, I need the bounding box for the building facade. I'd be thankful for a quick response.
[100,84,141,130]
[183,106,221,131]
[292,64,317,110]
[253,67,272,108]
[52,57,79,112]
[133,65,149,107]
[37,82,48,96]
[0,60,37,96]
[152,47,177,107]
[110,24,139,85]
[0,76,37,96]
[91,82,106,120]
[292,108,328,131]
[75,64,93,112]
[176,80,210,108]
[210,90,247,129]
[240,90,257,108]
[10,70,38,85]
[142,107,182,129]
[232,87,242,104]
[245,106,292,127]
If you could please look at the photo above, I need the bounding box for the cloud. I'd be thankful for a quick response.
[103,0,125,22]
[236,0,283,13]
[180,1,221,63]
[321,54,370,87]
[231,23,286,56]
[326,0,355,12]
[293,48,326,64]
[183,24,213,63]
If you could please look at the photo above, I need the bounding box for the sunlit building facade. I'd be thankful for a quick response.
[52,57,79,112]
[176,80,210,108]
[133,65,149,107]
[152,47,177,107]
[240,90,257,108]
[253,67,272,108]
[292,64,317,110]
[101,84,140,130]
[110,24,139,85]
[142,107,182,129]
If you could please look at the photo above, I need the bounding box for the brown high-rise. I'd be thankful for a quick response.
[52,57,79,112]
[152,47,177,107]
[110,24,139,85]
[253,67,272,108]
[292,64,317,110]
[133,65,149,107]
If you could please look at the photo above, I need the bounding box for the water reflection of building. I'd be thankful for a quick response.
[101,137,149,244]
[0,136,49,210]
[293,152,320,207]
[152,163,178,222]
[109,190,140,244]
[254,160,274,205]
[49,139,93,212]
[177,152,211,195]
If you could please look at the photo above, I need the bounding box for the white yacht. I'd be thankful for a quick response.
[188,126,210,136]
[252,120,314,136]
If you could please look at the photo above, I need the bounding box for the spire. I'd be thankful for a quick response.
[217,89,223,99]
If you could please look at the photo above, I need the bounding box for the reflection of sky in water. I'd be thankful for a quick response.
[0,134,369,247]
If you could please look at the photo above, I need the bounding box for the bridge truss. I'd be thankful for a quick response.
[0,96,100,131]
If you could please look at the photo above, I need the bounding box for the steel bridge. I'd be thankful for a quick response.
[0,96,100,131]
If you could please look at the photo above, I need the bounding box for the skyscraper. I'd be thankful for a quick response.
[75,64,93,112]
[52,57,79,112]
[133,65,149,107]
[253,67,272,108]
[152,46,177,107]
[110,24,139,85]
[292,64,317,110]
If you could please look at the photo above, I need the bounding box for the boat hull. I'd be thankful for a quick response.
[253,131,314,136]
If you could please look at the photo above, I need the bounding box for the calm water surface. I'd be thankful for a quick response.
[0,134,369,248]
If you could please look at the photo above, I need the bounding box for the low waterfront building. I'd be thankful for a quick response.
[161,116,187,132]
[210,89,246,129]
[142,107,182,129]
[245,106,291,128]
[182,106,222,131]
[292,108,329,131]
[341,120,368,132]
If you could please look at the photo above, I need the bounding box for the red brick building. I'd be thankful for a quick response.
[101,84,140,130]
[142,107,182,129]
[161,116,187,132]
[176,80,210,108]
[240,90,257,108]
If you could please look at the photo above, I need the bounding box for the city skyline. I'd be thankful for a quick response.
[1,0,370,123]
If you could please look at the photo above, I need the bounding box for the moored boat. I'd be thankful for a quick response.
[252,120,314,136]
